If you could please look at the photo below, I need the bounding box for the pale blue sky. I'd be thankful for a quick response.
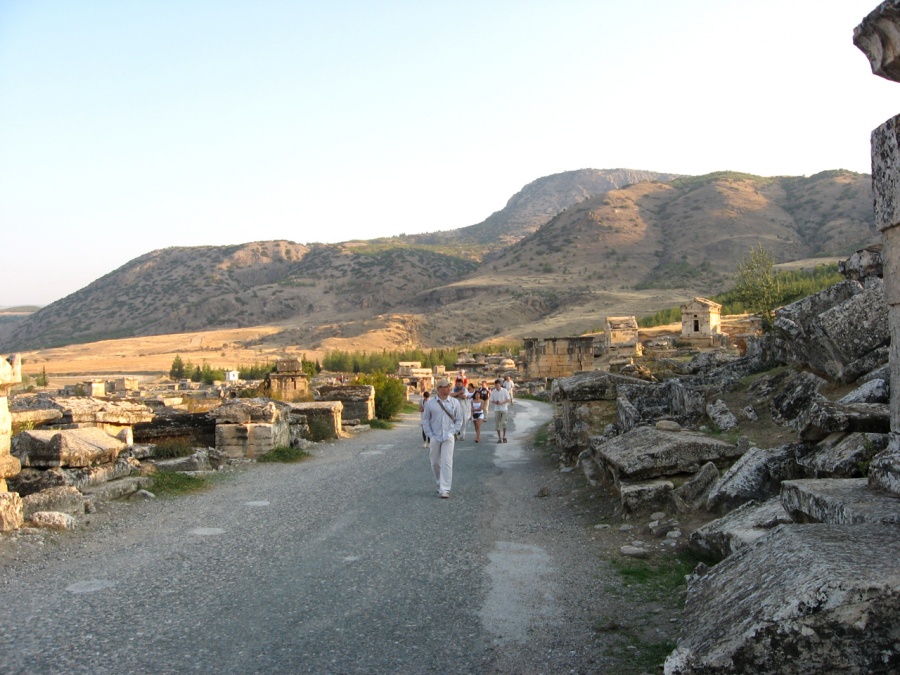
[1,1,897,306]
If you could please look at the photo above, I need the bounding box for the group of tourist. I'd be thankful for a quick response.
[418,372,516,498]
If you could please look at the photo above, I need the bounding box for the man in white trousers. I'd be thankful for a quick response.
[421,377,463,499]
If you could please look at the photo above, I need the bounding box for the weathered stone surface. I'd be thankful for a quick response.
[763,370,827,427]
[620,480,674,515]
[616,396,641,433]
[289,401,343,440]
[838,244,883,280]
[552,370,649,402]
[799,431,889,478]
[209,398,291,425]
[869,440,900,495]
[705,399,737,432]
[655,420,681,432]
[619,545,649,558]
[856,3,900,83]
[21,486,84,519]
[674,461,720,511]
[7,467,67,496]
[29,511,76,530]
[11,396,153,425]
[80,476,151,505]
[838,378,890,404]
[9,408,63,427]
[0,451,21,480]
[689,498,792,562]
[688,350,739,374]
[61,457,141,490]
[216,423,289,459]
[0,491,23,531]
[873,112,900,232]
[316,385,375,422]
[667,524,900,674]
[772,279,889,384]
[782,478,900,525]
[591,426,740,485]
[154,450,213,472]
[706,443,809,513]
[12,427,127,468]
[794,401,890,441]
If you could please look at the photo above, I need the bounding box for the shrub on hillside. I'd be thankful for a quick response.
[354,372,406,420]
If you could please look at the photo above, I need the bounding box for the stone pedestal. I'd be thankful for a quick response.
[0,355,23,530]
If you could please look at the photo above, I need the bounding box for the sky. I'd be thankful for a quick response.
[1,0,899,307]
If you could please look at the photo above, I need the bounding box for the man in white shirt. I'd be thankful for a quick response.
[490,378,512,443]
[421,378,463,498]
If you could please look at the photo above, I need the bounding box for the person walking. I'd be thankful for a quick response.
[421,378,463,498]
[417,390,431,448]
[450,377,469,441]
[470,390,485,443]
[502,374,516,404]
[490,378,512,443]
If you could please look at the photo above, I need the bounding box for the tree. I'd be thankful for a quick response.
[170,355,185,379]
[354,372,406,420]
[35,367,49,387]
[734,244,782,330]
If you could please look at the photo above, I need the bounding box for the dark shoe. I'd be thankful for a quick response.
[502,438,508,443]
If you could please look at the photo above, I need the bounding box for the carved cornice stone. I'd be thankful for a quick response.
[855,0,900,82]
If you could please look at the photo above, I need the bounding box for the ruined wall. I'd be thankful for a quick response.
[523,337,594,378]
[0,355,23,530]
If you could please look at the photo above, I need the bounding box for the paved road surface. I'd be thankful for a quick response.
[0,399,660,674]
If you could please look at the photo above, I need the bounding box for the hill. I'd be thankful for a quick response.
[0,168,877,353]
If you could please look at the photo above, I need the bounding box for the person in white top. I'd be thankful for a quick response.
[421,378,463,498]
[502,374,516,403]
[489,378,512,443]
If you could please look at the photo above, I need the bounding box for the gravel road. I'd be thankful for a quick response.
[0,399,682,674]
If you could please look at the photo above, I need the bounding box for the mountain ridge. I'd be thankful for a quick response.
[1,168,877,352]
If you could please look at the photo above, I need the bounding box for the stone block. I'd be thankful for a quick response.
[29,511,76,530]
[154,450,213,472]
[869,440,900,495]
[8,467,67,496]
[872,114,900,232]
[795,401,890,441]
[12,427,127,468]
[667,524,900,674]
[707,443,809,514]
[21,486,84,518]
[674,461,720,511]
[61,457,141,490]
[592,426,740,485]
[837,378,889,405]
[799,432,889,478]
[781,478,900,525]
[80,477,151,505]
[0,491,23,531]
[688,498,793,562]
[706,399,737,432]
[619,480,674,515]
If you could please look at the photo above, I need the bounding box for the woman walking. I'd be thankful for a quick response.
[470,390,485,443]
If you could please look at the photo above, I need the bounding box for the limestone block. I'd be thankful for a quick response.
[781,478,900,526]
[0,491,23,531]
[80,476,151,505]
[616,396,641,433]
[0,452,21,480]
[620,480,674,515]
[706,399,737,432]
[688,498,793,562]
[22,486,84,519]
[795,401,890,441]
[855,3,900,83]
[215,422,289,459]
[210,397,293,424]
[29,511,76,530]
[838,244,883,281]
[764,370,827,427]
[8,467,67,497]
[19,396,154,425]
[838,378,890,405]
[869,439,900,495]
[799,432,889,478]
[61,457,141,490]
[892,305,900,430]
[592,426,740,485]
[706,443,809,513]
[667,524,900,674]
[872,114,900,232]
[289,402,343,440]
[551,371,648,403]
[11,427,127,468]
[9,408,63,427]
[154,450,213,472]
[674,461,720,511]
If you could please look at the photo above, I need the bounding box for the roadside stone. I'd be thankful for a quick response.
[29,511,76,530]
[7,467,67,497]
[667,524,900,674]
[741,406,758,421]
[655,420,682,432]
[781,478,900,525]
[21,486,84,519]
[794,401,890,441]
[838,378,889,404]
[154,450,213,473]
[620,480,674,515]
[868,441,900,496]
[673,461,719,511]
[799,432,889,478]
[706,443,809,514]
[12,427,127,468]
[688,498,793,562]
[0,491,24,531]
[706,399,738,431]
[620,545,649,558]
[130,489,156,501]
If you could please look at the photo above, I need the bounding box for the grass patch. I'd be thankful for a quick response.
[257,445,310,463]
[608,636,677,674]
[401,401,420,414]
[533,422,551,448]
[307,416,336,442]
[148,471,212,496]
[368,418,394,429]
[609,551,706,601]
[152,438,196,459]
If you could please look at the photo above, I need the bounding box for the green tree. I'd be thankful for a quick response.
[735,244,782,330]
[354,372,406,420]
[170,355,185,379]
[35,367,49,387]
[190,365,202,382]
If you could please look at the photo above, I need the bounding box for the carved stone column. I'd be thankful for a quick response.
[0,355,23,530]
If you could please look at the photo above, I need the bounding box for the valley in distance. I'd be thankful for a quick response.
[0,167,874,381]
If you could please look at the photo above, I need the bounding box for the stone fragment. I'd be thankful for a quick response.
[655,420,681,432]
[869,441,900,495]
[619,546,648,558]
[667,524,900,674]
[764,370,827,427]
[154,450,213,472]
[80,477,151,506]
[315,385,375,422]
[29,511,76,530]
[616,396,642,433]
[21,486,84,519]
[781,478,900,525]
[61,457,141,490]
[689,498,793,562]
[130,489,156,500]
[12,427,127,468]
[706,399,738,432]
[706,443,808,513]
[592,426,740,485]
[216,423,289,460]
[619,480,674,515]
[838,378,889,404]
[838,244,883,280]
[7,467,67,496]
[799,432,889,478]
[741,406,757,421]
[794,401,890,441]
[209,398,290,425]
[673,461,720,511]
[0,491,23,531]
[688,350,739,374]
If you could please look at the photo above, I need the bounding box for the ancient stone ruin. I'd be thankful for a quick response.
[0,355,23,531]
